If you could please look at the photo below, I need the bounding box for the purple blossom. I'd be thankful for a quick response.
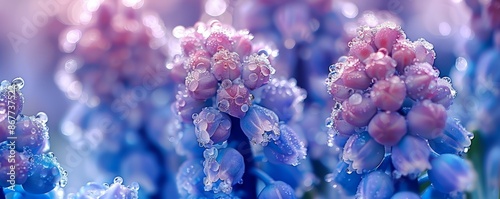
[325,23,474,198]
[0,78,67,195]
[391,135,431,177]
[240,105,280,145]
[193,107,232,147]
[169,20,310,198]
[428,154,475,193]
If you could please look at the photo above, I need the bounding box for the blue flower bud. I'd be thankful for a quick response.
[391,135,431,177]
[343,132,385,173]
[193,107,232,147]
[203,147,245,194]
[258,78,306,122]
[15,114,50,153]
[391,191,420,199]
[176,159,206,197]
[326,161,362,196]
[173,87,209,123]
[240,105,280,145]
[428,154,475,193]
[357,171,395,199]
[428,118,472,155]
[258,181,296,199]
[331,130,351,149]
[263,124,306,166]
[22,153,66,194]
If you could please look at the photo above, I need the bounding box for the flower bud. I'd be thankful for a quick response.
[428,154,475,193]
[364,49,397,80]
[240,105,280,145]
[15,114,49,153]
[258,181,296,199]
[392,39,416,73]
[407,100,447,139]
[232,33,252,58]
[428,118,472,155]
[374,23,405,53]
[404,63,439,101]
[193,107,232,147]
[326,72,353,101]
[264,124,306,166]
[430,77,456,109]
[341,57,371,90]
[328,161,362,196]
[259,78,306,122]
[242,53,275,90]
[185,69,218,100]
[413,38,436,65]
[205,31,232,55]
[343,132,385,172]
[368,111,407,146]
[391,135,431,177]
[203,148,245,194]
[341,93,377,127]
[172,88,208,123]
[216,82,251,118]
[176,159,205,197]
[211,49,241,81]
[22,154,63,194]
[357,171,395,199]
[371,76,406,111]
[180,32,204,55]
[349,40,375,61]
[186,50,212,71]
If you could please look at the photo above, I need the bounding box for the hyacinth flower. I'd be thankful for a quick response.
[56,0,169,105]
[0,78,67,197]
[55,0,178,197]
[169,20,311,198]
[449,0,500,198]
[325,23,475,198]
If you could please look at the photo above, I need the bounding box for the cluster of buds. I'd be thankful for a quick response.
[325,23,475,197]
[0,78,67,196]
[169,20,309,198]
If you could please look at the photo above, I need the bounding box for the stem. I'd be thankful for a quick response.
[251,168,275,185]
[229,116,257,198]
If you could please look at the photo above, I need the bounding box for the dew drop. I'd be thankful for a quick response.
[36,112,48,123]
[348,93,363,105]
[114,176,123,184]
[257,49,269,57]
[241,104,249,112]
[11,77,25,89]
